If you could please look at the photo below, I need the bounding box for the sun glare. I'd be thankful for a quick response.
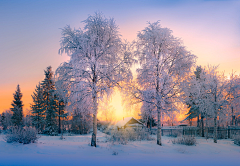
[97,89,139,122]
[109,90,125,121]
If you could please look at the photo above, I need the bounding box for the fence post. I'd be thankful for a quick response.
[162,129,163,136]
[182,128,184,136]
[171,129,172,136]
[228,126,230,139]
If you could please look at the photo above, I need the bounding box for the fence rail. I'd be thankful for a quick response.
[149,126,240,138]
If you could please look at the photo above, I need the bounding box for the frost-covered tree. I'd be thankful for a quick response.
[225,72,240,126]
[134,22,196,145]
[11,84,24,127]
[31,83,45,133]
[183,67,202,122]
[99,99,116,122]
[42,66,58,135]
[70,108,92,134]
[1,110,13,130]
[54,65,69,134]
[182,66,211,137]
[205,66,228,143]
[23,109,32,127]
[58,12,133,146]
[140,94,156,131]
[56,62,92,134]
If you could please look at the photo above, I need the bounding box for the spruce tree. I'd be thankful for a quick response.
[11,84,23,127]
[31,83,45,133]
[56,96,67,134]
[42,66,58,135]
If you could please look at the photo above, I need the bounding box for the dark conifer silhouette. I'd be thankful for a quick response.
[42,66,58,135]
[11,84,23,127]
[31,83,45,133]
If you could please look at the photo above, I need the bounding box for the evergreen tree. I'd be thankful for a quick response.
[185,67,200,120]
[56,96,67,134]
[11,84,23,127]
[31,83,45,133]
[71,109,91,134]
[183,66,208,137]
[42,66,58,135]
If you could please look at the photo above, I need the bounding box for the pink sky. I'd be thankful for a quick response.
[0,0,239,114]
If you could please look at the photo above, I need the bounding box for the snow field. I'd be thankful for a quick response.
[0,131,239,166]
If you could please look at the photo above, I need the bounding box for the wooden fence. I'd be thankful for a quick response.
[149,126,240,139]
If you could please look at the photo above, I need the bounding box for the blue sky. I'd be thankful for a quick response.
[0,0,239,112]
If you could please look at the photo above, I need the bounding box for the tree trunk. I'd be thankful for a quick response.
[91,114,97,147]
[91,95,98,147]
[58,103,61,134]
[150,116,152,133]
[205,118,208,139]
[214,116,217,143]
[201,115,204,137]
[231,107,236,126]
[189,119,192,126]
[157,110,162,146]
[197,115,200,127]
[37,113,40,134]
[213,85,217,143]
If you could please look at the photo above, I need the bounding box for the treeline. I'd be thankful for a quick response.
[141,66,240,129]
[1,12,240,147]
[0,66,92,135]
[181,66,240,142]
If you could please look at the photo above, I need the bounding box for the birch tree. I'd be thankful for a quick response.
[56,61,93,134]
[134,22,196,145]
[205,66,228,143]
[58,12,133,147]
[225,72,240,126]
[140,99,156,131]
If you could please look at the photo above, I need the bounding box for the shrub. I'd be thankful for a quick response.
[167,131,181,138]
[5,126,39,144]
[233,136,240,146]
[107,128,154,145]
[172,136,196,146]
[112,151,118,155]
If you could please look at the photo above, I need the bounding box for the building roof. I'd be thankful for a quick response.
[115,117,144,128]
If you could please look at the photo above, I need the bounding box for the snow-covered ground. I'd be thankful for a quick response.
[0,131,239,166]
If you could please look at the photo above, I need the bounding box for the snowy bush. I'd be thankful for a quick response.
[167,131,181,138]
[172,136,196,146]
[107,128,154,145]
[5,126,39,144]
[233,136,240,146]
[112,151,118,155]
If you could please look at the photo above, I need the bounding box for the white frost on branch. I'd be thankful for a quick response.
[56,12,134,146]
[132,21,196,145]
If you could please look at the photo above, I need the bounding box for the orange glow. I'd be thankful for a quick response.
[176,110,188,122]
[1,24,239,122]
[109,90,124,120]
[98,89,141,122]
[0,78,42,115]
